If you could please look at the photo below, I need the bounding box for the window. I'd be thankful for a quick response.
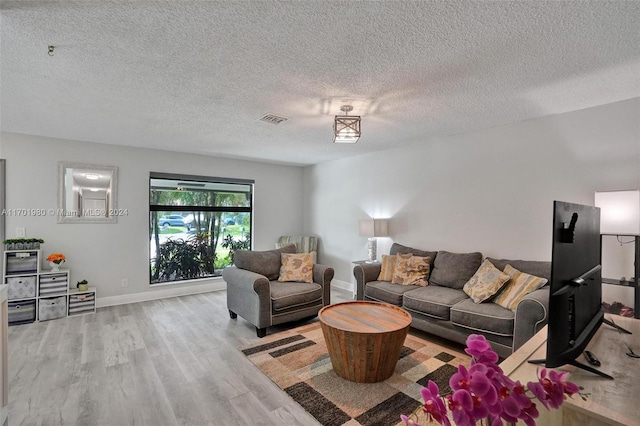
[149,173,253,285]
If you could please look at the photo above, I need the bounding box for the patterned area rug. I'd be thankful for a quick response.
[239,322,470,426]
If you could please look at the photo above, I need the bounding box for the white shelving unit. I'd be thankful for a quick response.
[2,250,96,323]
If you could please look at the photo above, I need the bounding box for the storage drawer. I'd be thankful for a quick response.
[68,293,96,316]
[38,273,68,296]
[5,252,38,275]
[7,276,37,299]
[8,300,36,325]
[38,296,67,321]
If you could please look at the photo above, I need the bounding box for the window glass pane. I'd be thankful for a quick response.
[150,178,251,208]
[149,175,252,285]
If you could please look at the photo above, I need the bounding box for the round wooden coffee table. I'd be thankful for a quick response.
[318,301,412,383]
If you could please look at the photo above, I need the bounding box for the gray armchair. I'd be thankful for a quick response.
[223,244,334,337]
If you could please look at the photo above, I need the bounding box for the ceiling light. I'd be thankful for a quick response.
[333,105,361,144]
[84,173,100,180]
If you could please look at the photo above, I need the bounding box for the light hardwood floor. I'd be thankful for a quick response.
[8,288,353,426]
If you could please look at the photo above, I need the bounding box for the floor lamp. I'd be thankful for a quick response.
[595,189,640,319]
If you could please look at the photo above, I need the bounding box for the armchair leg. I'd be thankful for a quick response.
[229,309,237,319]
[256,327,267,338]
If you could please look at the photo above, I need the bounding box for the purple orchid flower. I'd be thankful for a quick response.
[402,339,581,426]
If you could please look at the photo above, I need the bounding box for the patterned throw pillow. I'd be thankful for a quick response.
[278,253,314,283]
[392,253,430,286]
[463,259,511,303]
[377,254,397,281]
[493,264,548,311]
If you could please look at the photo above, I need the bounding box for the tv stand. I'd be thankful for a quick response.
[529,357,613,380]
[603,317,632,334]
[528,317,631,377]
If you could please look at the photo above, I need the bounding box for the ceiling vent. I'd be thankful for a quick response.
[258,113,288,125]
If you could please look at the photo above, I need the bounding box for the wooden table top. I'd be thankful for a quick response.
[318,301,412,333]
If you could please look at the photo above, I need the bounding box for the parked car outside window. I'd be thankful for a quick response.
[159,215,187,228]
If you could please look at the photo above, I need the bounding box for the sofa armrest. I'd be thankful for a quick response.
[223,267,271,327]
[313,264,334,306]
[353,263,382,300]
[223,267,271,296]
[513,287,550,351]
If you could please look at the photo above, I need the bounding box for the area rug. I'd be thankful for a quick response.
[239,322,470,426]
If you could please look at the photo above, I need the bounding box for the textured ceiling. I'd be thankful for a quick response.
[1,1,639,166]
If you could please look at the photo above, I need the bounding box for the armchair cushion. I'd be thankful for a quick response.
[234,244,297,280]
[270,281,323,312]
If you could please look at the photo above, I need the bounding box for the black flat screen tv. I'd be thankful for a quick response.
[530,201,615,378]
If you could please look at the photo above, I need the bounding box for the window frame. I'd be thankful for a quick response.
[149,172,254,285]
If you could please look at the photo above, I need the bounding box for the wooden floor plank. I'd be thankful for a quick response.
[8,287,353,425]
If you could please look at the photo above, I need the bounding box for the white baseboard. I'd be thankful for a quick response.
[96,280,226,308]
[97,278,354,309]
[331,279,353,293]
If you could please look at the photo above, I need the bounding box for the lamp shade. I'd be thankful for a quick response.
[594,190,640,235]
[359,219,389,237]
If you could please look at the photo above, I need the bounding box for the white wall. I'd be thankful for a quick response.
[1,132,304,303]
[304,98,640,286]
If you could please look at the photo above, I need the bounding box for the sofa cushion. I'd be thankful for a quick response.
[377,254,396,281]
[392,253,430,286]
[486,258,551,282]
[493,265,548,311]
[235,244,297,280]
[278,253,313,283]
[430,251,483,289]
[450,299,515,337]
[403,286,468,320]
[364,280,420,306]
[270,281,323,312]
[463,259,511,303]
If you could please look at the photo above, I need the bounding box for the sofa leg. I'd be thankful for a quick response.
[229,310,237,319]
[256,327,267,338]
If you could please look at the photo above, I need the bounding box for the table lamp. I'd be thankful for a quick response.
[359,219,389,263]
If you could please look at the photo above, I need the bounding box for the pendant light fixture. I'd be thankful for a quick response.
[333,105,361,143]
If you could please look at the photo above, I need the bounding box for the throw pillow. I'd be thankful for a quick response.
[390,242,437,272]
[392,253,430,286]
[493,264,548,311]
[377,254,396,282]
[463,259,512,303]
[278,253,314,283]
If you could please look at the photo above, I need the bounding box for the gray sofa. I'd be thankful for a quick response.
[354,243,550,358]
[223,244,334,337]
